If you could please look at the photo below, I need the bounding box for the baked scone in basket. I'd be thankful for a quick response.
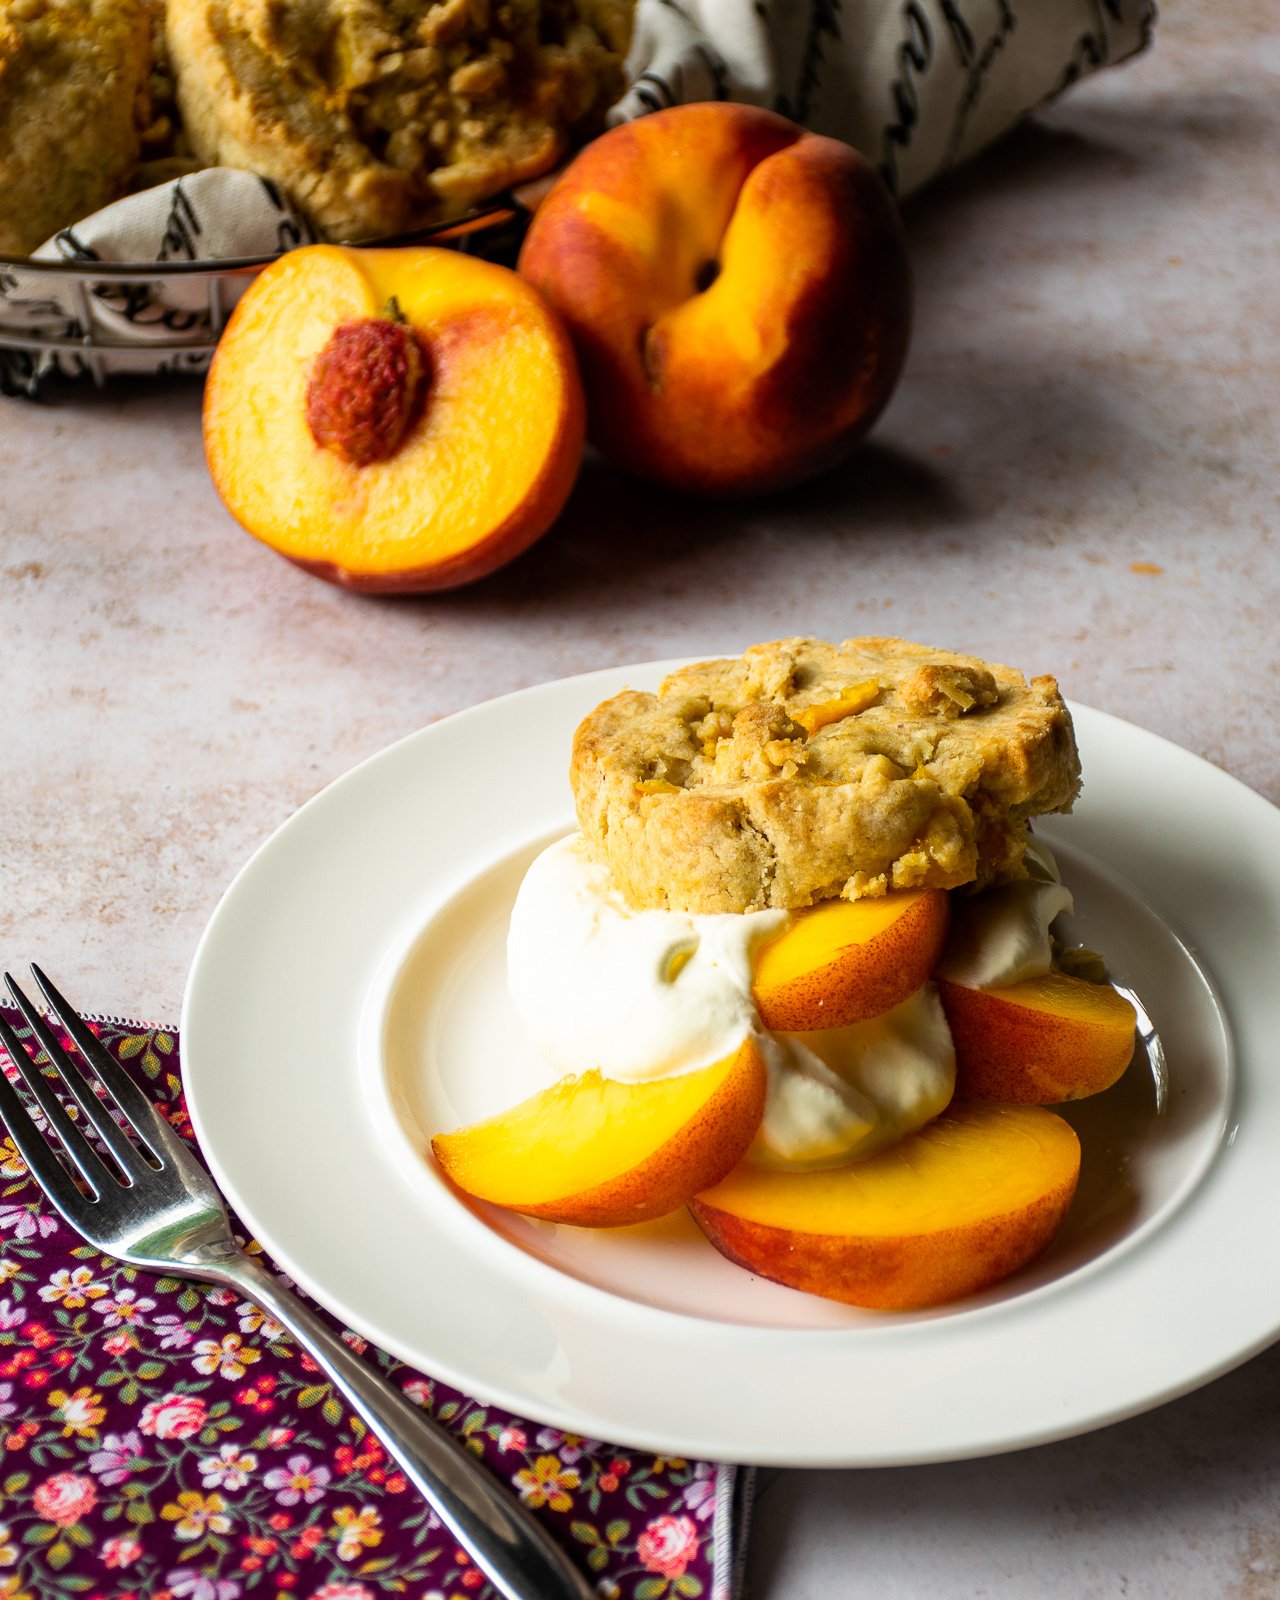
[166,0,634,242]
[0,0,153,256]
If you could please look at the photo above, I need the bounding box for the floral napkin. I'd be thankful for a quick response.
[0,1006,749,1600]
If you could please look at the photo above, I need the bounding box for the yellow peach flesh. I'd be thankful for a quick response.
[691,1101,1081,1310]
[752,889,949,1031]
[430,1038,766,1228]
[938,970,1137,1102]
[791,681,881,734]
[204,244,584,591]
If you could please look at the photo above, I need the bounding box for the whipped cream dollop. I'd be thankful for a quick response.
[507,833,785,1083]
[507,832,1071,1172]
[751,987,956,1170]
[507,833,955,1171]
[939,835,1072,989]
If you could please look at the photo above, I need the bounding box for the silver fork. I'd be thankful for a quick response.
[0,966,595,1600]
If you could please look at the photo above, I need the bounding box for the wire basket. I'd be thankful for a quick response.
[0,196,532,394]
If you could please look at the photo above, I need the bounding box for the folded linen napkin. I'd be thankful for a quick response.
[0,0,1153,395]
[0,1005,750,1600]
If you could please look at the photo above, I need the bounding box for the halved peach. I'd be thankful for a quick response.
[752,889,949,1032]
[204,243,584,591]
[691,1101,1080,1310]
[430,1038,766,1227]
[937,971,1137,1103]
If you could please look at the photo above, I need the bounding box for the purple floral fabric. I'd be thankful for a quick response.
[0,1008,747,1600]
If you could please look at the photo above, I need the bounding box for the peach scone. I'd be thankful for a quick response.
[570,636,1081,914]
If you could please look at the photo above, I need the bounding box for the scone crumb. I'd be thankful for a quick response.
[694,707,734,756]
[711,704,808,784]
[902,662,1000,717]
[744,643,797,702]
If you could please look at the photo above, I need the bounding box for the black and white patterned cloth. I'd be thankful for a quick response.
[0,0,1155,393]
[619,0,1156,197]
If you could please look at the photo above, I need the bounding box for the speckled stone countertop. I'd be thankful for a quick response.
[2,1,1278,1595]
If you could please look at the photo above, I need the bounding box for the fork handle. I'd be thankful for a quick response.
[213,1250,597,1600]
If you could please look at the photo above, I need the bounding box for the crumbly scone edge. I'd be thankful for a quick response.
[571,636,1081,913]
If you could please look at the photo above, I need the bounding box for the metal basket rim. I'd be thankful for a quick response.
[0,196,524,279]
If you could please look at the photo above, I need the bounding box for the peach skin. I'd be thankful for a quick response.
[937,971,1138,1102]
[691,1101,1081,1310]
[518,102,911,496]
[752,889,949,1031]
[431,1038,766,1228]
[203,244,584,592]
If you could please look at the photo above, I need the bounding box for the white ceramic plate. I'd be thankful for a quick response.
[182,663,1280,1467]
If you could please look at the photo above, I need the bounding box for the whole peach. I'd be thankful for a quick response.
[518,103,911,497]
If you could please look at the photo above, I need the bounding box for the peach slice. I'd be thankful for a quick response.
[752,889,949,1032]
[430,1038,766,1228]
[937,971,1137,1102]
[691,1102,1081,1310]
[203,244,584,592]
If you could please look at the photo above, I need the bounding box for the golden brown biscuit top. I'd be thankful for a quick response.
[571,637,1081,913]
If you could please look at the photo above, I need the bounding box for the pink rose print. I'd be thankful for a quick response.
[101,1533,144,1568]
[637,1514,700,1579]
[0,1019,723,1600]
[32,1472,98,1527]
[140,1392,208,1439]
[0,1014,732,1600]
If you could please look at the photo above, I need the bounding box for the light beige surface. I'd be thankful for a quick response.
[2,1,1278,1594]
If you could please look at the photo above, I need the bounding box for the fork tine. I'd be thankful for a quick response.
[7,972,153,1179]
[31,965,190,1166]
[0,1062,90,1220]
[0,1008,115,1196]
